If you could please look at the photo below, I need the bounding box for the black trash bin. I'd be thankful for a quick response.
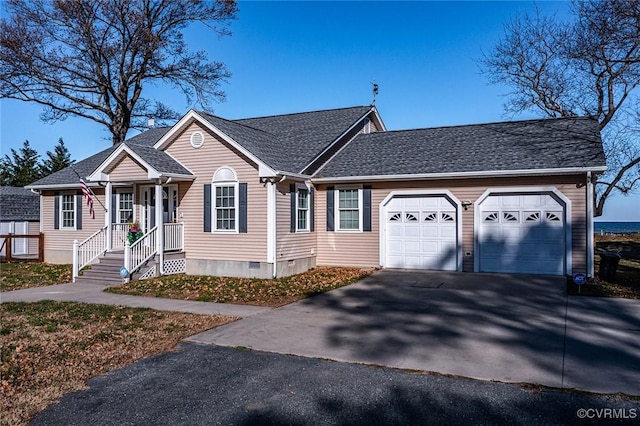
[598,251,621,281]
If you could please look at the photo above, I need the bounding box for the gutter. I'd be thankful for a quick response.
[311,166,608,184]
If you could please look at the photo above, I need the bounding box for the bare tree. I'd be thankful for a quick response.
[0,0,237,145]
[481,0,640,216]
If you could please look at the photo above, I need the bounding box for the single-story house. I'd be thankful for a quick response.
[0,186,41,257]
[26,105,606,282]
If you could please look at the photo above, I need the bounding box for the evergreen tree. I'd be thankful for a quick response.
[41,138,72,176]
[0,157,11,186]
[1,140,42,186]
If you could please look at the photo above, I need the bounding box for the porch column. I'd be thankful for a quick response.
[266,179,277,278]
[155,181,164,274]
[105,181,113,251]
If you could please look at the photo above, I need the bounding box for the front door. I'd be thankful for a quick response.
[140,185,178,233]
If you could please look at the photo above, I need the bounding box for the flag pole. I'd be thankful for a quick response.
[68,163,107,212]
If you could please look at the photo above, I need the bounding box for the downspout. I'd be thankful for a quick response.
[586,171,594,277]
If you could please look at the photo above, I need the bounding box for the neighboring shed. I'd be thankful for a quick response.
[0,186,41,257]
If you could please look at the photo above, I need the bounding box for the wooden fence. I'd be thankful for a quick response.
[0,233,44,262]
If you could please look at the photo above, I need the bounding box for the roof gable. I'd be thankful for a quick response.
[88,142,194,182]
[315,117,606,180]
[233,106,376,173]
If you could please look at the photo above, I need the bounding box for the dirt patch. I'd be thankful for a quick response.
[108,267,375,307]
[0,301,235,426]
[0,263,72,291]
[567,235,640,299]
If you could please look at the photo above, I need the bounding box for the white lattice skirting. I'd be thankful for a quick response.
[164,258,186,275]
[139,265,157,280]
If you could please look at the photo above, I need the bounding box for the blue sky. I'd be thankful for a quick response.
[1,1,637,221]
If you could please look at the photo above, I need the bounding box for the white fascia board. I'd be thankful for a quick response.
[160,173,197,180]
[154,109,278,178]
[275,170,312,180]
[87,144,162,181]
[26,182,106,190]
[312,166,608,183]
[370,106,387,131]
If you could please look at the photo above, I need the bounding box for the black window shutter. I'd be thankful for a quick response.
[239,183,248,233]
[326,187,334,232]
[204,184,211,232]
[54,192,60,229]
[290,183,296,233]
[76,193,83,230]
[363,185,372,232]
[111,193,117,224]
[310,187,315,232]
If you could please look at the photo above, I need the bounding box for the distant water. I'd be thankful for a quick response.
[594,221,640,234]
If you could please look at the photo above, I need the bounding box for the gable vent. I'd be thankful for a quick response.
[190,131,204,148]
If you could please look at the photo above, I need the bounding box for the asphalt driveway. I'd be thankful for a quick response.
[189,270,640,395]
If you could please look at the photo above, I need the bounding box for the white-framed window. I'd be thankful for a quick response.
[215,184,236,231]
[118,192,134,223]
[296,187,309,232]
[60,193,76,229]
[212,167,238,233]
[336,187,362,231]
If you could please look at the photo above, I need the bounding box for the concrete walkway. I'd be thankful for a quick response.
[0,281,270,318]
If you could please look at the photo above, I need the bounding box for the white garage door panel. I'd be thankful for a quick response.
[385,196,458,271]
[478,194,566,275]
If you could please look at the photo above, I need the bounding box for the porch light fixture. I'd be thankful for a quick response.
[461,200,472,211]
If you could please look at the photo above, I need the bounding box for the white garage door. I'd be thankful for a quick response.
[478,193,566,275]
[385,196,458,270]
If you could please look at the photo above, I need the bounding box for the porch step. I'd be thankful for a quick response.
[76,250,185,285]
[76,251,125,286]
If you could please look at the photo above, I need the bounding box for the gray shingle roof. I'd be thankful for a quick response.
[124,143,192,176]
[316,117,606,178]
[0,187,39,221]
[27,145,119,188]
[27,127,172,188]
[201,106,373,173]
[126,127,172,147]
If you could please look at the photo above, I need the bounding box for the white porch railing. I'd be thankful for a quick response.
[74,222,184,282]
[164,222,184,251]
[111,223,129,251]
[124,226,158,278]
[72,226,107,282]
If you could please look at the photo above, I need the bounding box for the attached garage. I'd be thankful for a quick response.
[382,192,461,271]
[476,189,570,275]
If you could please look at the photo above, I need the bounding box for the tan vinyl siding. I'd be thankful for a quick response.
[41,189,106,253]
[164,122,268,262]
[275,182,316,261]
[316,175,589,273]
[108,155,149,181]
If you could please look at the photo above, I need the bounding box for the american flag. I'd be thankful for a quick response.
[80,179,95,220]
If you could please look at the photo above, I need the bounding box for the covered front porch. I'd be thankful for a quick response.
[72,181,188,282]
[71,139,196,282]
